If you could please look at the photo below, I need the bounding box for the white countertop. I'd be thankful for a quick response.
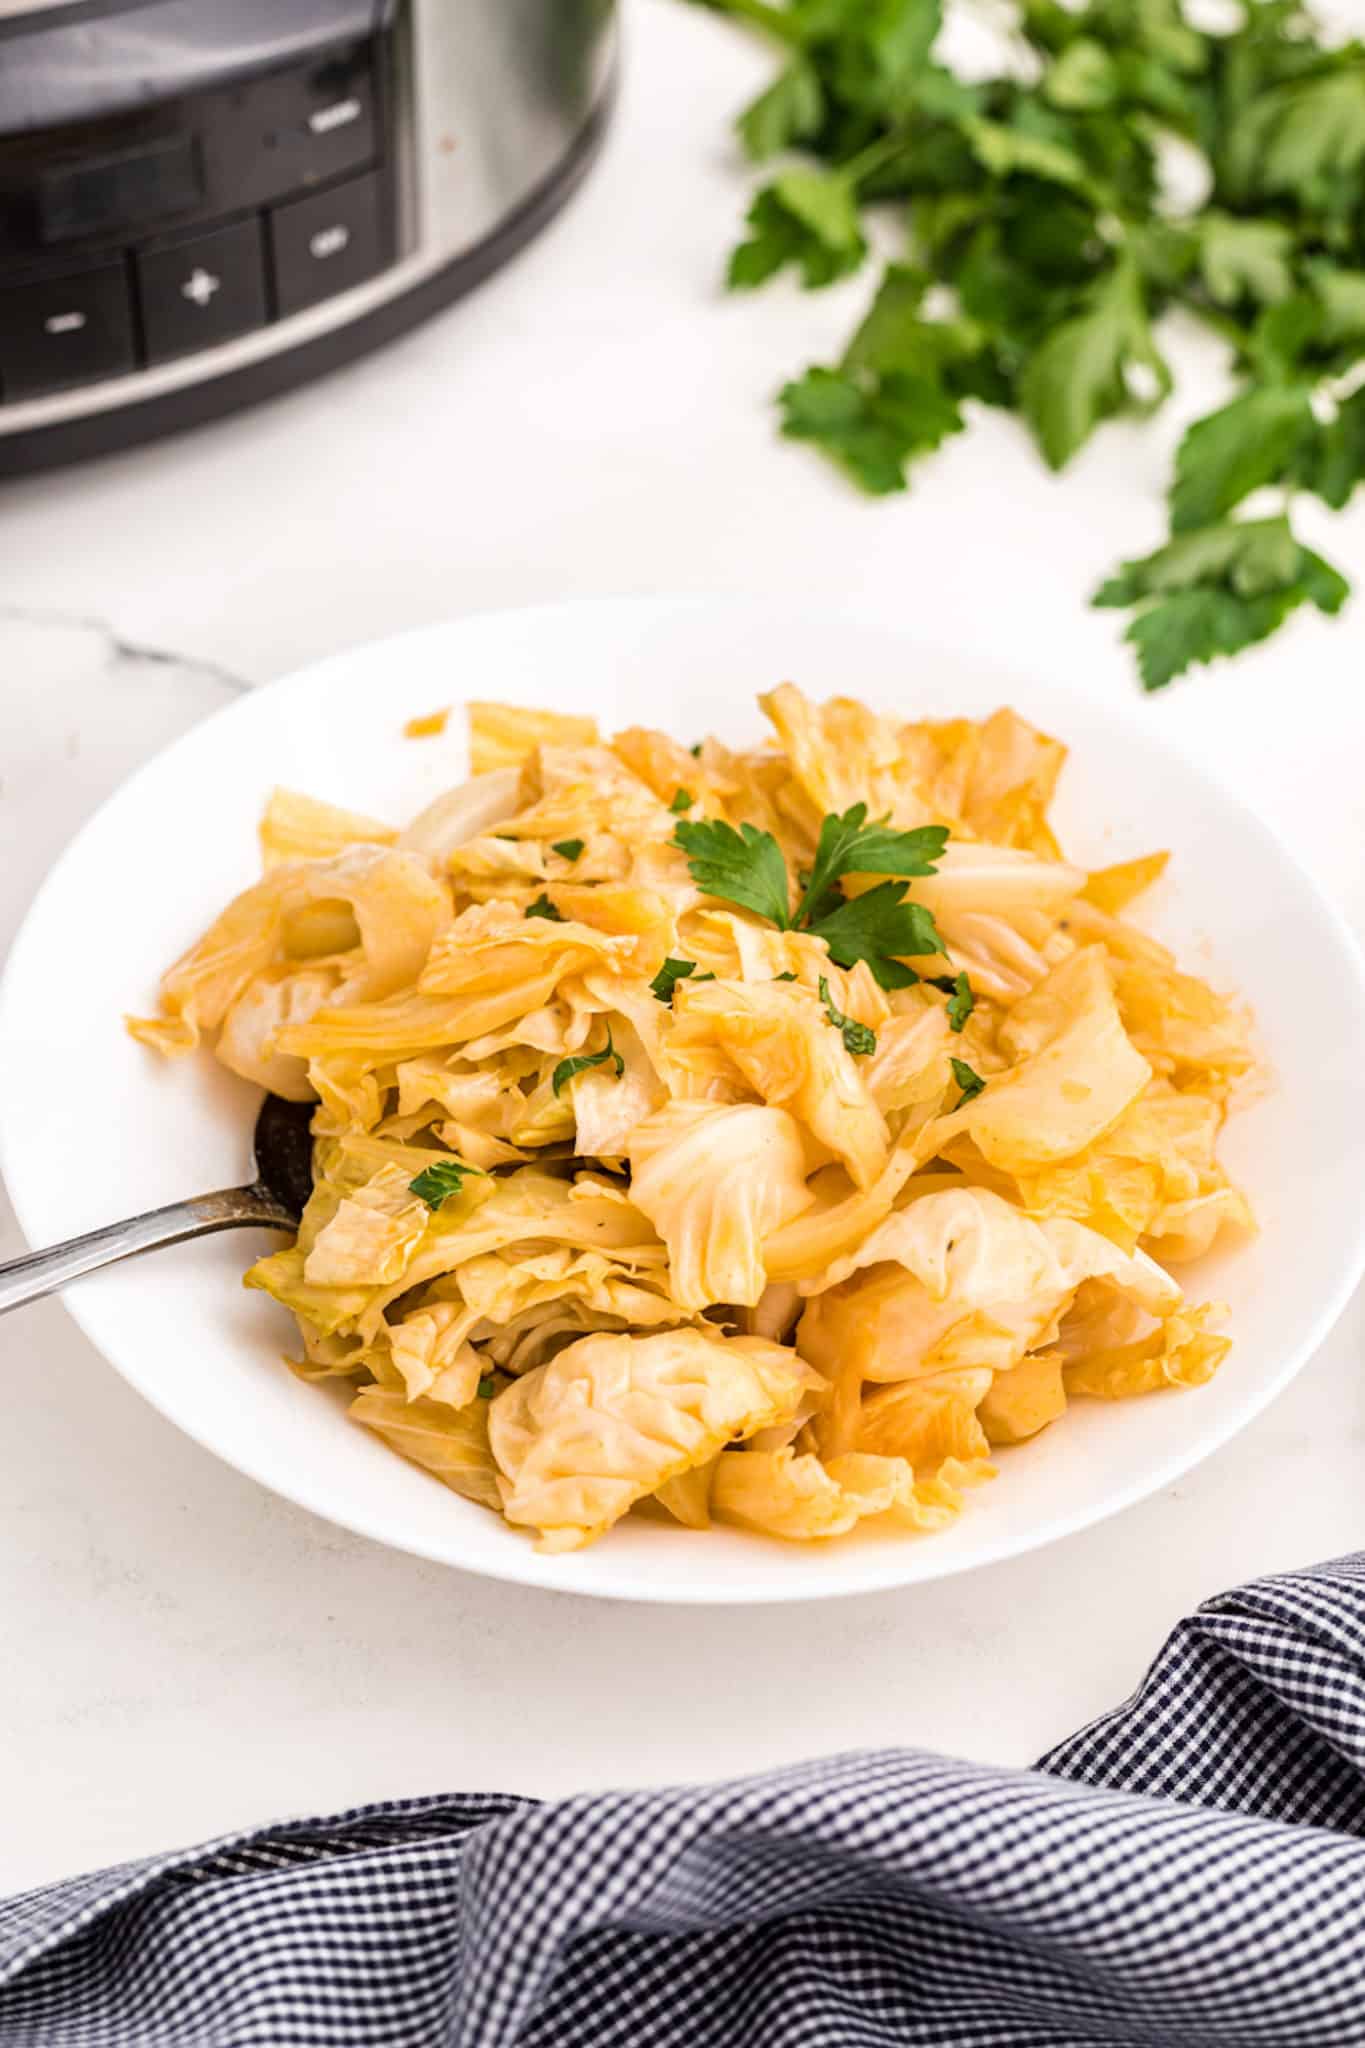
[4,0,1365,1898]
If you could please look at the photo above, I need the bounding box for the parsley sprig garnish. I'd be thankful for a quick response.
[950,1057,987,1107]
[409,1159,485,1211]
[673,805,948,989]
[794,804,947,924]
[651,956,700,1002]
[818,975,877,1056]
[552,1028,626,1096]
[929,971,974,1033]
[524,894,564,922]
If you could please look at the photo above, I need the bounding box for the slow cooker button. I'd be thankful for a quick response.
[268,171,385,319]
[0,263,136,401]
[135,218,268,366]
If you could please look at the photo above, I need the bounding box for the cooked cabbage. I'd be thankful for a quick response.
[628,1100,815,1309]
[489,1328,811,1550]
[134,686,1254,1553]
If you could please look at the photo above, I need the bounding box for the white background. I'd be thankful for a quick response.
[3,0,1365,1894]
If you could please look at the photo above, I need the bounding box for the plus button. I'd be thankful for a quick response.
[180,268,221,309]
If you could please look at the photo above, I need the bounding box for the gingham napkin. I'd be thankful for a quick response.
[5,1553,1365,2046]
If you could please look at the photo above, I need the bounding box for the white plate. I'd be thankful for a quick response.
[3,597,1364,1604]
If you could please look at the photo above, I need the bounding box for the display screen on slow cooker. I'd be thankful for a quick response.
[38,137,202,243]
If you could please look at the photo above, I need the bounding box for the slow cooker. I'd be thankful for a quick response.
[0,0,617,475]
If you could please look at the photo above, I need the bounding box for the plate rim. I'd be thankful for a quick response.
[4,592,1365,1604]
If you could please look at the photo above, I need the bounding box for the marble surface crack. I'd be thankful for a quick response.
[0,603,254,693]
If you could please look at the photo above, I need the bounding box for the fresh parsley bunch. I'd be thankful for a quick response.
[688,0,1365,688]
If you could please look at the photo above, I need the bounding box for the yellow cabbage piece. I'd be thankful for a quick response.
[499,745,676,847]
[399,769,525,864]
[128,846,448,1098]
[798,1186,1180,1394]
[304,1162,430,1288]
[653,1460,719,1530]
[612,725,717,808]
[977,1353,1067,1445]
[953,708,1065,848]
[1082,851,1169,914]
[248,1153,658,1356]
[489,1328,811,1550]
[710,1447,965,1540]
[853,1367,995,1466]
[418,899,633,1004]
[388,1302,484,1406]
[1143,1186,1256,1263]
[274,903,630,1079]
[258,788,396,869]
[1112,958,1255,1098]
[628,1100,815,1309]
[963,947,1151,1171]
[667,977,888,1188]
[962,1076,1253,1260]
[467,701,598,774]
[549,883,676,980]
[911,840,1084,924]
[1064,1301,1230,1399]
[864,1003,952,1116]
[568,1017,666,1161]
[351,1386,502,1509]
[760,682,935,832]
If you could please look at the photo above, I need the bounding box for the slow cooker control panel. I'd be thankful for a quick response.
[0,30,396,404]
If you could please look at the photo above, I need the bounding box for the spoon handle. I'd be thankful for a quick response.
[0,1187,294,1316]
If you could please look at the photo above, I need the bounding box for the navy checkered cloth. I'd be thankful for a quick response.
[6,1554,1365,2046]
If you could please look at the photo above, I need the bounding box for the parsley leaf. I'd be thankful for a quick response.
[795,801,948,925]
[1196,213,1295,308]
[818,974,878,1056]
[1168,387,1314,532]
[738,56,825,160]
[409,1159,484,1211]
[730,168,866,291]
[931,970,975,1031]
[477,1375,497,1400]
[1094,514,1349,689]
[552,1028,625,1097]
[669,787,695,813]
[1044,38,1118,112]
[779,364,964,494]
[1300,387,1365,511]
[950,1056,987,1106]
[552,838,585,862]
[524,894,564,921]
[1019,258,1169,470]
[673,817,792,926]
[807,881,946,990]
[651,956,699,1002]
[1226,70,1365,210]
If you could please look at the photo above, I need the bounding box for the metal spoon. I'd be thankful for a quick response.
[0,1095,315,1317]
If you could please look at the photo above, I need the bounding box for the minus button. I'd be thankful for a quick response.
[308,97,362,135]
